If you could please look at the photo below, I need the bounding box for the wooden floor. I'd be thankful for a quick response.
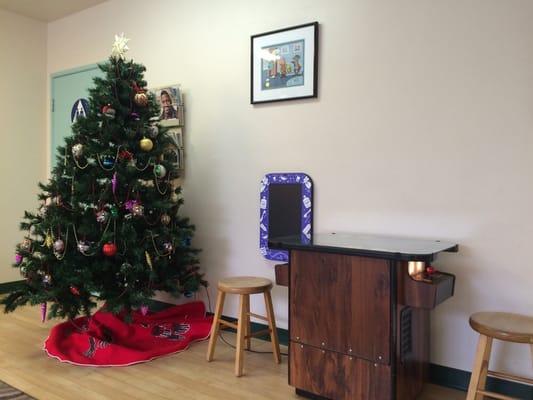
[0,305,466,400]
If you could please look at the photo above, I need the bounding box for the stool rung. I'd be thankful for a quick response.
[488,370,533,386]
[219,320,238,330]
[247,328,271,338]
[248,312,269,321]
[476,390,517,400]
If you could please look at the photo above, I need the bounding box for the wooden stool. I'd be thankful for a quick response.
[467,312,533,400]
[206,276,281,377]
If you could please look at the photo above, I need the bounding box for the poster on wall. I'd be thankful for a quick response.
[149,85,184,125]
[251,22,318,104]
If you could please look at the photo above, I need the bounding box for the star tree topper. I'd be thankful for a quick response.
[111,33,130,60]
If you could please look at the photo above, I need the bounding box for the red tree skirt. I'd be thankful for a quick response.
[44,301,212,366]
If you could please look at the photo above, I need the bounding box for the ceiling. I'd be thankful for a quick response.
[0,0,108,22]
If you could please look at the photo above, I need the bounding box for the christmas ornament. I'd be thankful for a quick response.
[45,232,53,248]
[45,197,53,206]
[184,291,193,298]
[120,262,132,273]
[53,195,62,206]
[163,242,173,253]
[139,137,153,152]
[130,112,140,121]
[145,251,153,270]
[124,199,140,211]
[43,274,52,287]
[140,305,149,316]
[20,266,27,277]
[69,286,80,296]
[103,242,117,257]
[53,239,65,252]
[102,104,116,119]
[96,210,109,223]
[101,155,115,168]
[72,144,84,158]
[132,203,144,217]
[40,303,47,323]
[77,241,90,253]
[110,205,119,217]
[132,82,148,107]
[161,214,171,225]
[21,238,32,251]
[138,179,154,188]
[170,192,179,203]
[134,91,148,107]
[119,149,134,160]
[112,172,118,194]
[15,253,23,265]
[154,164,167,178]
[147,125,159,138]
[111,32,130,60]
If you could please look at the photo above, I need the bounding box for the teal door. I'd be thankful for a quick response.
[51,64,104,167]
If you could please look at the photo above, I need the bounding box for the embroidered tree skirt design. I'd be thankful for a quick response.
[44,301,212,366]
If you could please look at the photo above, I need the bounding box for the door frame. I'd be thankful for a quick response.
[50,63,100,169]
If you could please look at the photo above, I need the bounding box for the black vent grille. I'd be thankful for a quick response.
[400,307,413,363]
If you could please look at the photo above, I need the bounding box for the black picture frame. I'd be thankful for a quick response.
[251,22,319,104]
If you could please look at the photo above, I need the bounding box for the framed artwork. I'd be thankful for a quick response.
[251,22,318,104]
[165,127,184,170]
[259,173,313,261]
[149,85,184,125]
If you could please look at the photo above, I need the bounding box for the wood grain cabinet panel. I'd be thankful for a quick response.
[290,250,391,363]
[290,343,391,400]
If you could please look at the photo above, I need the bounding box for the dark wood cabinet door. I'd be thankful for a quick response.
[290,343,391,400]
[290,250,391,363]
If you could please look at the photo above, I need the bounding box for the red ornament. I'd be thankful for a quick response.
[70,286,80,296]
[103,242,117,257]
[119,149,133,160]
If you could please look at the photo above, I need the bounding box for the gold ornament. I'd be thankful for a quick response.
[72,144,84,158]
[134,92,148,107]
[45,231,53,248]
[139,137,153,152]
[132,204,144,217]
[161,213,171,225]
[145,251,153,270]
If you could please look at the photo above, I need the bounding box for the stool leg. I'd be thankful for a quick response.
[235,294,247,377]
[206,290,225,362]
[244,294,251,350]
[476,336,493,400]
[264,289,281,364]
[466,334,493,400]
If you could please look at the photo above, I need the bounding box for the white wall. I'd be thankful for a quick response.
[47,0,533,376]
[0,9,47,282]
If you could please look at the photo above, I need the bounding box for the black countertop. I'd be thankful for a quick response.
[268,232,458,262]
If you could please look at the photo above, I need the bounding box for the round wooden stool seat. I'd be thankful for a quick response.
[218,276,273,295]
[469,312,533,344]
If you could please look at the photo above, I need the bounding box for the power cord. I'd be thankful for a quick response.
[203,286,288,357]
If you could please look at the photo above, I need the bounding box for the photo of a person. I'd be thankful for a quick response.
[159,90,177,120]
[149,85,183,125]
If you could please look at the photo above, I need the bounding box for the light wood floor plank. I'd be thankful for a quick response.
[0,304,465,399]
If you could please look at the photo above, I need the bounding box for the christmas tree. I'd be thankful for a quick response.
[2,34,206,321]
